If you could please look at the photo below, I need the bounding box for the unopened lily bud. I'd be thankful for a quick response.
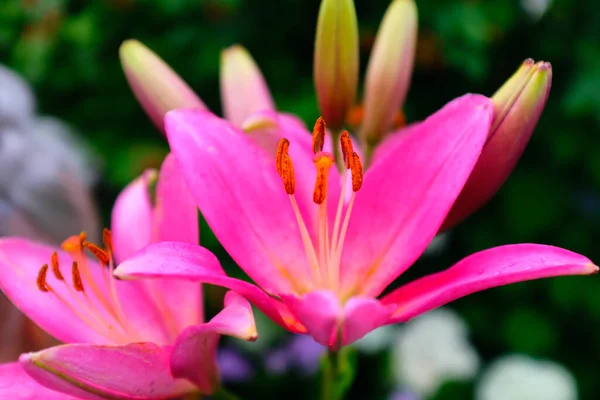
[314,0,359,131]
[220,45,276,127]
[119,40,207,133]
[361,0,417,145]
[443,59,552,230]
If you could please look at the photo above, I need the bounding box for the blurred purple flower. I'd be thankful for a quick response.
[217,348,255,383]
[265,335,326,376]
[389,389,421,400]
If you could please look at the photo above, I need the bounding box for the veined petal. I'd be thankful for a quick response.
[152,153,203,329]
[170,292,256,394]
[111,170,155,264]
[281,290,342,349]
[0,362,76,400]
[20,343,196,400]
[114,241,305,333]
[154,153,199,245]
[0,239,109,344]
[165,110,316,294]
[119,39,207,133]
[220,45,275,127]
[382,244,598,323]
[340,94,494,298]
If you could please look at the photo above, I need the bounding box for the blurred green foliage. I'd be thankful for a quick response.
[1,0,599,398]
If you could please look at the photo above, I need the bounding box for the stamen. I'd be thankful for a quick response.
[71,262,84,292]
[276,138,290,177]
[340,131,354,168]
[83,242,110,265]
[312,152,334,205]
[276,138,296,195]
[62,235,81,253]
[79,232,87,246]
[350,152,363,192]
[102,228,114,255]
[37,265,50,292]
[312,117,326,154]
[51,252,64,281]
[282,155,296,195]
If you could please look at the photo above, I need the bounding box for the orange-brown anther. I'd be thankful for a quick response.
[340,131,354,169]
[72,262,84,292]
[350,152,363,192]
[62,235,82,253]
[312,117,326,154]
[276,138,290,177]
[79,232,87,246]
[313,153,334,204]
[281,154,296,195]
[83,242,110,265]
[37,264,50,292]
[102,228,114,255]
[51,252,64,281]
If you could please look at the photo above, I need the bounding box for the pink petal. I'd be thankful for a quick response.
[20,343,196,400]
[152,153,203,328]
[0,362,76,400]
[220,45,276,127]
[114,241,306,333]
[0,239,108,344]
[371,122,419,163]
[154,153,199,245]
[339,94,494,298]
[111,170,155,264]
[341,297,396,346]
[281,290,343,349]
[170,292,256,393]
[382,244,598,323]
[165,109,316,294]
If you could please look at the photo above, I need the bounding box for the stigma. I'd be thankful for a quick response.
[35,229,137,344]
[275,117,363,295]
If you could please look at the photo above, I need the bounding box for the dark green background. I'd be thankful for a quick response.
[1,0,599,398]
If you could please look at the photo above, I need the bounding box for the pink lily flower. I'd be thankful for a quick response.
[0,154,257,399]
[114,94,597,350]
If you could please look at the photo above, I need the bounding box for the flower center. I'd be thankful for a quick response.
[35,229,138,344]
[275,117,363,296]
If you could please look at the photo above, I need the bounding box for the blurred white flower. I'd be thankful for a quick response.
[476,354,577,400]
[521,0,553,20]
[392,308,480,397]
[354,325,398,354]
[0,65,35,126]
[423,232,450,256]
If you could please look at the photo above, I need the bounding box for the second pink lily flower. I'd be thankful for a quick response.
[115,94,597,350]
[0,155,257,399]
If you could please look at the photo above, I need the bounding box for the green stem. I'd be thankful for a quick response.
[321,350,340,400]
[211,387,240,400]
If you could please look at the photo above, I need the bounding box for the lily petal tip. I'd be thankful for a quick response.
[585,262,599,275]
